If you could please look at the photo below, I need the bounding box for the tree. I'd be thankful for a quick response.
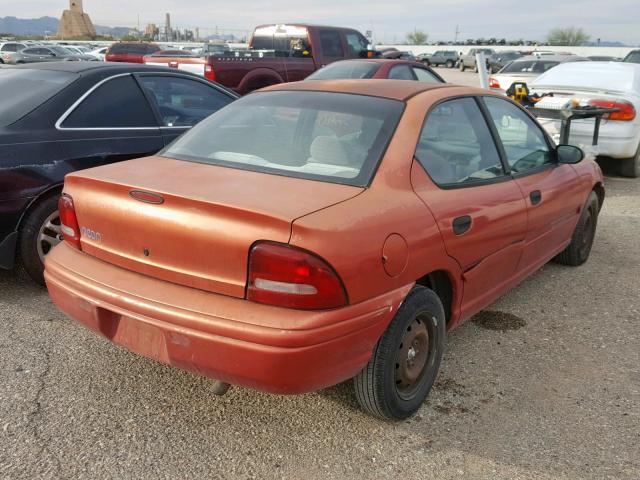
[547,27,590,46]
[406,30,428,45]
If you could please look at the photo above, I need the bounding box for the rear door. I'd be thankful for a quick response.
[135,73,236,145]
[481,96,583,271]
[56,73,164,168]
[411,96,528,319]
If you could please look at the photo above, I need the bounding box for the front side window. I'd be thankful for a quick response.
[162,91,404,186]
[139,76,233,127]
[483,97,552,173]
[412,67,442,83]
[319,30,344,58]
[415,97,505,186]
[62,75,157,129]
[345,32,369,58]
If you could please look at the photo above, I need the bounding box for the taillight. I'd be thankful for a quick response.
[247,241,347,310]
[588,99,636,121]
[58,194,81,250]
[205,64,216,81]
[489,77,500,89]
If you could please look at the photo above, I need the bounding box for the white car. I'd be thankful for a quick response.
[489,55,587,95]
[531,62,640,177]
[89,46,108,60]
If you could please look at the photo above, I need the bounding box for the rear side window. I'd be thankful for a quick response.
[1,44,17,52]
[307,61,379,80]
[139,76,233,127]
[0,69,77,126]
[163,91,404,187]
[61,75,157,129]
[415,98,505,186]
[389,65,415,80]
[319,30,344,57]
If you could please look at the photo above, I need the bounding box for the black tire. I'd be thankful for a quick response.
[446,59,454,68]
[553,191,599,266]
[619,144,640,178]
[354,286,446,420]
[18,193,62,285]
[424,60,431,66]
[473,62,479,73]
[459,61,466,72]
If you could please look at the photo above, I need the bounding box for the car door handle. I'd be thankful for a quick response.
[452,215,472,235]
[530,190,542,205]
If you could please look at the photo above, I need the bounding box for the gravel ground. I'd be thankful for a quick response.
[0,71,638,479]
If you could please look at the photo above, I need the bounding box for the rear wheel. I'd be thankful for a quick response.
[446,59,454,68]
[553,191,599,266]
[619,144,640,178]
[354,286,446,419]
[19,193,62,285]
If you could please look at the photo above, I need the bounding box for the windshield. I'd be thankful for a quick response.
[0,69,77,126]
[162,91,404,187]
[308,61,379,80]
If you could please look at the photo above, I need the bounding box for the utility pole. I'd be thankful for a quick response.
[454,25,461,44]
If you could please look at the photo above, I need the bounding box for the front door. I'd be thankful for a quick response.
[411,97,528,319]
[481,96,583,272]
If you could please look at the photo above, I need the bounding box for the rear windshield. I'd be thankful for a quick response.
[0,69,77,126]
[162,91,404,187]
[109,43,157,55]
[502,60,559,73]
[308,61,379,80]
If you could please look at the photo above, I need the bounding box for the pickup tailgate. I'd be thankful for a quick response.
[63,156,363,297]
[143,56,207,77]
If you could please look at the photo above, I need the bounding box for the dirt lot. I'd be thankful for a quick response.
[1,69,638,479]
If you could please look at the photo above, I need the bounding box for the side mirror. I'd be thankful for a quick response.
[556,144,584,164]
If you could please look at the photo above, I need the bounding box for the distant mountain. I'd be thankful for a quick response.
[0,16,133,38]
[0,16,58,36]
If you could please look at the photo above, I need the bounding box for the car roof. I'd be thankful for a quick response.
[9,61,193,74]
[515,54,585,62]
[264,79,466,101]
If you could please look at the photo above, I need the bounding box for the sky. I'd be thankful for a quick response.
[9,0,640,44]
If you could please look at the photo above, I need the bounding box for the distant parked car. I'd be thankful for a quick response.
[307,59,444,83]
[0,62,237,283]
[105,42,162,63]
[203,42,231,56]
[0,45,97,64]
[89,46,108,60]
[587,56,622,62]
[0,42,29,63]
[459,48,495,72]
[417,50,459,68]
[487,50,523,73]
[489,55,588,95]
[623,50,640,64]
[531,62,640,177]
[380,50,416,60]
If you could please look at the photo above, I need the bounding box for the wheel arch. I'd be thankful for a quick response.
[17,183,64,232]
[237,68,284,95]
[415,270,456,328]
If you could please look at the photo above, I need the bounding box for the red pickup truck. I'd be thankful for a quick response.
[144,24,373,94]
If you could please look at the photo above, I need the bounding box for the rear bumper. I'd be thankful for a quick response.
[44,243,411,394]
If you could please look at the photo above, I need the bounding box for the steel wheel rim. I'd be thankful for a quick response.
[395,312,433,400]
[36,210,62,263]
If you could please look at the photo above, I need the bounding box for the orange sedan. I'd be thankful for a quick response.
[45,80,604,419]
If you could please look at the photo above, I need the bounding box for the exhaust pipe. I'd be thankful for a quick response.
[211,380,231,396]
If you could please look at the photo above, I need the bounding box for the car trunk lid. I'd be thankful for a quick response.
[63,156,363,297]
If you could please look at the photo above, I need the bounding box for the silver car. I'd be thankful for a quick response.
[1,45,97,64]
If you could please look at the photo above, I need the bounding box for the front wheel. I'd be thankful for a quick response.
[459,61,466,72]
[354,286,446,419]
[445,60,454,68]
[553,191,599,266]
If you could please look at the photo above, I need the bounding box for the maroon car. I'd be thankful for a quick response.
[306,59,445,83]
[106,42,162,63]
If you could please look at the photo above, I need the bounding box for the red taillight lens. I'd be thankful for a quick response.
[588,99,636,121]
[247,242,348,310]
[204,64,216,81]
[489,77,500,89]
[58,194,81,250]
